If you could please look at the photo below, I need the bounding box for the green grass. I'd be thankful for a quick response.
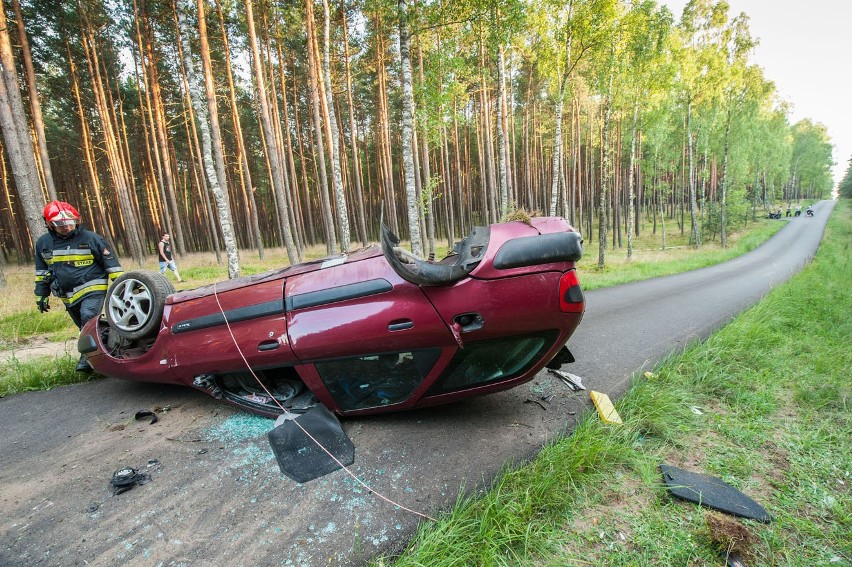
[578,218,784,290]
[0,354,97,397]
[379,201,850,566]
[0,310,77,346]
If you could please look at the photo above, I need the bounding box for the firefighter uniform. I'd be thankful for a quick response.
[34,226,124,329]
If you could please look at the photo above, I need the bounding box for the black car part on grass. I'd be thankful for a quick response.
[660,464,771,523]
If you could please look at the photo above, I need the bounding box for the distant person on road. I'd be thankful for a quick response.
[806,205,814,216]
[786,205,792,217]
[34,201,124,372]
[158,233,184,283]
[795,204,802,216]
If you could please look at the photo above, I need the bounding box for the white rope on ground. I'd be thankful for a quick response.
[213,282,436,522]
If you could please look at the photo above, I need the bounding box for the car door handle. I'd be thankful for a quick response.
[257,340,280,352]
[388,319,414,331]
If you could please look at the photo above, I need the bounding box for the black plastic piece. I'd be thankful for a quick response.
[545,345,575,369]
[77,333,98,354]
[660,464,771,523]
[110,466,151,495]
[268,404,355,483]
[134,410,158,424]
[493,231,583,270]
[286,279,392,311]
[453,312,484,332]
[171,299,285,335]
[381,222,488,286]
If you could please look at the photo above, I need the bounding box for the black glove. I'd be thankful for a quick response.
[36,296,50,313]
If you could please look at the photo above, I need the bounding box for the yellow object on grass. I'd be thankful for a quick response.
[590,391,623,425]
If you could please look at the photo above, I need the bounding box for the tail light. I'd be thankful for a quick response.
[559,270,585,313]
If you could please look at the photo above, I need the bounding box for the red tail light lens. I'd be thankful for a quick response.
[559,270,585,313]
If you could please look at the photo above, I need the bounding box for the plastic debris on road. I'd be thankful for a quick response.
[548,368,586,391]
[590,391,623,425]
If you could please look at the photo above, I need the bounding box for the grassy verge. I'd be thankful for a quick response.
[379,201,850,566]
[0,355,94,397]
[577,218,784,290]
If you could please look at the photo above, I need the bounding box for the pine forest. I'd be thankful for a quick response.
[0,0,836,278]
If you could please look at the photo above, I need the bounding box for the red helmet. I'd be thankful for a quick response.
[43,201,80,229]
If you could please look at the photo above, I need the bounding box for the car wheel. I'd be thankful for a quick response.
[105,271,174,340]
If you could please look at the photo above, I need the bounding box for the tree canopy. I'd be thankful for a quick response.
[0,0,837,273]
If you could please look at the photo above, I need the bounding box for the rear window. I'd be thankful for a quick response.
[427,331,556,395]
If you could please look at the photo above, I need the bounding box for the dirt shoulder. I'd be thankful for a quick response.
[1,336,78,365]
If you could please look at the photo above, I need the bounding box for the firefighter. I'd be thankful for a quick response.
[34,201,124,372]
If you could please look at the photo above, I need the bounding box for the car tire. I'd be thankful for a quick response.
[105,271,174,340]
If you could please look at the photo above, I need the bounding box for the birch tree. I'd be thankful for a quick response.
[321,0,350,252]
[495,42,509,217]
[305,0,337,254]
[177,0,240,278]
[398,0,422,256]
[718,12,755,247]
[341,5,367,246]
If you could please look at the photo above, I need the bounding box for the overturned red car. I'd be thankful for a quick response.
[78,217,584,417]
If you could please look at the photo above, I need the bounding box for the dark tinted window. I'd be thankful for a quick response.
[428,332,556,395]
[316,349,440,411]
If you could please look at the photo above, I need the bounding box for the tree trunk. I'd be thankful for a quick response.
[11,0,56,202]
[416,37,435,256]
[133,1,172,247]
[374,10,398,234]
[496,43,509,218]
[195,0,234,252]
[398,0,421,255]
[478,26,496,224]
[627,97,638,261]
[720,103,731,247]
[0,4,45,242]
[214,0,264,259]
[686,95,701,247]
[273,41,306,253]
[341,4,368,246]
[143,3,187,257]
[79,9,145,265]
[244,0,298,264]
[550,91,565,217]
[321,0,350,252]
[177,0,240,278]
[305,0,337,254]
[598,67,614,270]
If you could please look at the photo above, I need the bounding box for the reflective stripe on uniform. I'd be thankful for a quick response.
[46,252,95,264]
[60,279,109,304]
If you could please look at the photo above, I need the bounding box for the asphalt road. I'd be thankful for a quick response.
[0,200,834,566]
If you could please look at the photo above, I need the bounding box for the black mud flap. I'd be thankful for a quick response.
[545,345,575,369]
[268,404,355,483]
[660,464,771,523]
